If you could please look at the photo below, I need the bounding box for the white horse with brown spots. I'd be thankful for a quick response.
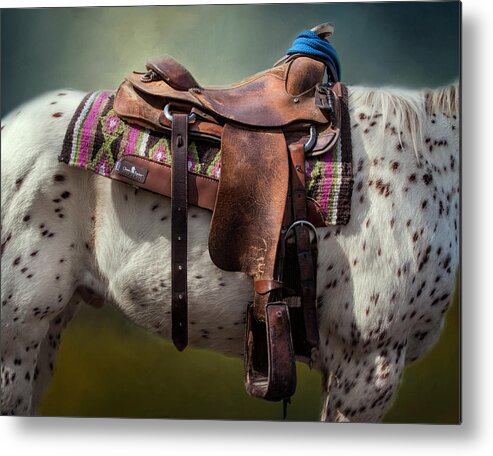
[0,83,459,421]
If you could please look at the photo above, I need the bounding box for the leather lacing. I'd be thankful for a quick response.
[140,69,161,83]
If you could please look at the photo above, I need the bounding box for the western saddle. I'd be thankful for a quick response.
[113,24,346,406]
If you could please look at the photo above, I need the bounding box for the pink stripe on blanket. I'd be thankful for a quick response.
[77,91,111,166]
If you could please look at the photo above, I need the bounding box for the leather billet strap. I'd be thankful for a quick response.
[244,302,296,402]
[288,143,319,348]
[171,113,189,351]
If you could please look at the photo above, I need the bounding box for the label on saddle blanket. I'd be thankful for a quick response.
[60,91,353,226]
[115,160,148,183]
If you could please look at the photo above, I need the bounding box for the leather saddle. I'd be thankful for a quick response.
[113,41,344,404]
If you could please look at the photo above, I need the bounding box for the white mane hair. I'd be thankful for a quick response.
[349,82,459,163]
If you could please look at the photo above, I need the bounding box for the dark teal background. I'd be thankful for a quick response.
[1,3,460,422]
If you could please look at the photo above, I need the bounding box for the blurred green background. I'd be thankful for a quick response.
[1,3,460,422]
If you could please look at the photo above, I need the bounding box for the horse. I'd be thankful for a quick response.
[0,80,459,421]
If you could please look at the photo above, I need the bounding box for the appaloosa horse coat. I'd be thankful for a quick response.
[1,80,459,420]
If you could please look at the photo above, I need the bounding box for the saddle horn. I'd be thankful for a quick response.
[310,22,335,40]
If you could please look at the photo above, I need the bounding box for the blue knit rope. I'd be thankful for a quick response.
[286,30,341,80]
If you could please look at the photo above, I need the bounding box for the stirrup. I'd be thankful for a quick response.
[244,302,296,402]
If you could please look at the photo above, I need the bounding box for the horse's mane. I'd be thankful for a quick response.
[425,82,459,117]
[348,82,458,162]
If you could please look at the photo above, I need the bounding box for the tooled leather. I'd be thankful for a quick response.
[124,57,332,128]
[114,80,341,152]
[114,81,223,142]
[189,74,330,128]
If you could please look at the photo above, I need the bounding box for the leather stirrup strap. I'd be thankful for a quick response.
[289,143,319,348]
[171,113,189,351]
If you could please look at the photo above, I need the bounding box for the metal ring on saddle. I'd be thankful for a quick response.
[303,125,317,153]
[164,104,197,124]
[285,220,318,247]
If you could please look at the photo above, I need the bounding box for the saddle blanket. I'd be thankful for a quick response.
[60,91,353,225]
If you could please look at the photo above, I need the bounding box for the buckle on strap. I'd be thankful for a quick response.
[285,220,318,248]
[164,104,197,124]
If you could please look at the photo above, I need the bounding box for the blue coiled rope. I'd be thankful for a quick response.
[286,30,341,81]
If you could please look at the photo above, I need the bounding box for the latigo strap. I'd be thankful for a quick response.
[171,113,189,351]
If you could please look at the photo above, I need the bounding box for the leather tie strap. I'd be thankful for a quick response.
[171,113,189,351]
[254,279,283,296]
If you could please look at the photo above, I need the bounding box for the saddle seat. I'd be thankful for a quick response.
[125,54,331,128]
